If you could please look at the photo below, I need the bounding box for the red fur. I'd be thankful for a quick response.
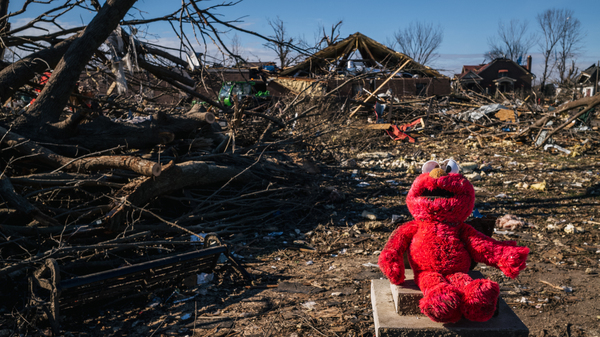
[379,171,529,323]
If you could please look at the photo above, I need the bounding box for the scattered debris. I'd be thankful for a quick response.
[496,214,529,230]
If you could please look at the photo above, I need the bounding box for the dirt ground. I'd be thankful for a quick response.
[4,128,599,337]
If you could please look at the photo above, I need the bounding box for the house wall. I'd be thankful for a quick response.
[324,77,450,98]
[583,86,596,97]
[377,78,451,97]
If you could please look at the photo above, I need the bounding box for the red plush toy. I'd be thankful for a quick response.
[378,159,529,323]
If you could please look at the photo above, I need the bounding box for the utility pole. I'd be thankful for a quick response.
[594,61,600,95]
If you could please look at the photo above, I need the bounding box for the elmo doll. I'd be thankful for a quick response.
[378,159,529,323]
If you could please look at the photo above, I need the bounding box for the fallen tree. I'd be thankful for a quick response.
[535,94,600,147]
[513,94,600,146]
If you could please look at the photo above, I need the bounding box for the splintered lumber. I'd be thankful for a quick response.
[0,126,160,177]
[105,160,256,229]
[349,59,411,118]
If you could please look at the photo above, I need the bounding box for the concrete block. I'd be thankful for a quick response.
[372,278,529,337]
[389,269,422,315]
[389,270,495,315]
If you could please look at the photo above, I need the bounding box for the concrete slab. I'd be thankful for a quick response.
[372,278,529,337]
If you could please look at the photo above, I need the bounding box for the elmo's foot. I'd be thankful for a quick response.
[419,283,463,323]
[462,279,500,322]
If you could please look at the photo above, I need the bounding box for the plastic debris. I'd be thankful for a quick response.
[301,301,317,310]
[494,228,514,236]
[458,104,508,122]
[362,262,379,268]
[471,209,484,218]
[197,273,214,285]
[361,210,377,220]
[465,172,482,181]
[544,144,572,155]
[147,297,161,308]
[460,162,478,173]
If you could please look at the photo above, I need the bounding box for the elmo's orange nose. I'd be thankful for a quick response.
[429,168,447,179]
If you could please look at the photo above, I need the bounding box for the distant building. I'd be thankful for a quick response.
[455,56,533,96]
[576,64,600,97]
[275,32,451,98]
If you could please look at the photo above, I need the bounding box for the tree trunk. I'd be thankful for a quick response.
[0,126,160,176]
[0,35,78,104]
[105,160,256,229]
[25,0,137,126]
[0,0,9,61]
[65,109,215,151]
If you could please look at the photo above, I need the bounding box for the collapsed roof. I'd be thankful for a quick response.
[577,64,600,85]
[279,32,445,78]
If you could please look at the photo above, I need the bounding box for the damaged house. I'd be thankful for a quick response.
[273,32,450,98]
[455,56,534,96]
[576,64,600,98]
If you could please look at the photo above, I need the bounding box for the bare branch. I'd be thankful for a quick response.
[485,19,536,63]
[393,21,443,66]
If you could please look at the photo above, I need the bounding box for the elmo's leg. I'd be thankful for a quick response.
[447,272,499,322]
[415,271,462,323]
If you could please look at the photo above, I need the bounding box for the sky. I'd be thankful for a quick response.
[6,0,600,80]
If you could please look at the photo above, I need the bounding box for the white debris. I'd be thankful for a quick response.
[361,210,377,220]
[301,301,317,310]
[197,273,214,285]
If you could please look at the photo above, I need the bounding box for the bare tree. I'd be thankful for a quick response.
[384,36,397,51]
[393,21,443,66]
[556,15,584,84]
[264,16,300,69]
[0,0,9,60]
[537,8,580,92]
[485,19,536,63]
[228,33,244,66]
[314,20,343,50]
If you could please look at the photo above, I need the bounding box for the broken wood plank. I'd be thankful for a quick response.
[349,59,410,118]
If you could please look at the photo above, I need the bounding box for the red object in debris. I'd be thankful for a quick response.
[385,118,423,143]
[30,71,52,104]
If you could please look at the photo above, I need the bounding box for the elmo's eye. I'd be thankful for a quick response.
[422,160,440,173]
[444,159,459,174]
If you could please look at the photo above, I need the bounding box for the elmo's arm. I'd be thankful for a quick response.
[460,223,529,278]
[378,221,418,285]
